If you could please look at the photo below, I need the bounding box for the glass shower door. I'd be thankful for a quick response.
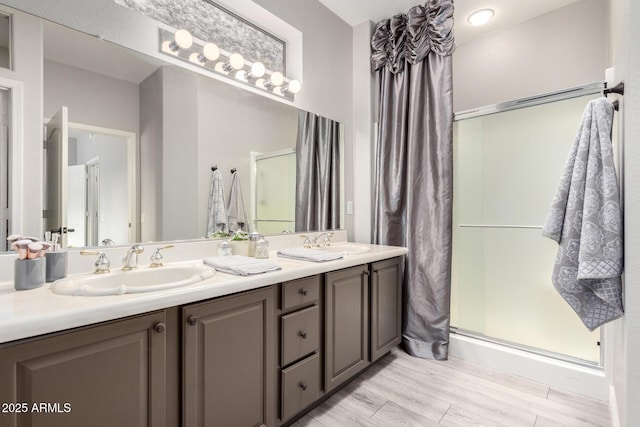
[452,93,604,364]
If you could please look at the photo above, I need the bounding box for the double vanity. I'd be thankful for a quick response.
[0,234,406,426]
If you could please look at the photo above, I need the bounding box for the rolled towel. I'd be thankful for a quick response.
[203,255,281,276]
[277,247,343,262]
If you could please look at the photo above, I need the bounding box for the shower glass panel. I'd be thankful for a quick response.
[253,149,296,235]
[452,93,603,364]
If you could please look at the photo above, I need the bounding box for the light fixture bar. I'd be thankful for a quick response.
[159,29,300,100]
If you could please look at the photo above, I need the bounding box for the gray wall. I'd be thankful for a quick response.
[139,68,163,241]
[453,0,607,112]
[44,60,139,133]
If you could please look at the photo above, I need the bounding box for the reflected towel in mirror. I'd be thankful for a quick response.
[227,171,248,232]
[206,169,228,236]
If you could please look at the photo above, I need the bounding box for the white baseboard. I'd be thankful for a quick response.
[449,334,608,401]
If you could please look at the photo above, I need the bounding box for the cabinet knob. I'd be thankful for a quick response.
[188,316,198,326]
[363,270,370,276]
[299,382,308,391]
[154,323,166,334]
[298,288,308,296]
[298,331,308,339]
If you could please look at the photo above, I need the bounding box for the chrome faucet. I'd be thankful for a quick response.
[122,244,144,270]
[80,250,111,274]
[313,232,334,247]
[149,245,174,268]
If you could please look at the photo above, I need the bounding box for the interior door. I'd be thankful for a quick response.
[45,106,69,247]
[67,164,87,247]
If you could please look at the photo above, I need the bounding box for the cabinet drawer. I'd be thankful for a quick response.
[281,276,320,310]
[281,353,321,421]
[281,305,319,366]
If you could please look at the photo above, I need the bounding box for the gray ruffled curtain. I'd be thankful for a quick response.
[295,111,341,232]
[372,0,455,360]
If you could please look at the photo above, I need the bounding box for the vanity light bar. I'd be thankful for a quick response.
[159,29,301,100]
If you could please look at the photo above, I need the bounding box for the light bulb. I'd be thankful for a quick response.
[229,53,245,70]
[283,79,301,94]
[269,71,284,87]
[190,43,220,64]
[250,62,266,78]
[202,43,220,61]
[467,9,494,26]
[173,29,193,49]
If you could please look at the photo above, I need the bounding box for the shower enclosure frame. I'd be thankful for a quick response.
[452,81,609,370]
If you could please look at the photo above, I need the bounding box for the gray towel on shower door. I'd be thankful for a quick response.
[542,97,623,331]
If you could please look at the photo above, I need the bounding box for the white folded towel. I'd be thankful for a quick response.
[277,247,343,262]
[203,255,281,276]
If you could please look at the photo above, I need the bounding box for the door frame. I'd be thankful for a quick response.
[0,77,23,240]
[67,123,137,244]
[43,119,138,245]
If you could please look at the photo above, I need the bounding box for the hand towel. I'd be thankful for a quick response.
[206,169,228,237]
[277,247,343,262]
[542,97,623,331]
[227,171,248,232]
[203,255,280,276]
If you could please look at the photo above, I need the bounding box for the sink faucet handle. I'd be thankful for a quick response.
[150,244,175,268]
[299,235,312,249]
[80,250,111,274]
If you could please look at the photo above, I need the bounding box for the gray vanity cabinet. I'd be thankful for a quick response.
[182,286,275,427]
[278,276,322,423]
[0,310,168,427]
[324,265,370,392]
[370,257,403,362]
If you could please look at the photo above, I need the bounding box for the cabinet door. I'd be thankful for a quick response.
[0,311,167,427]
[183,287,275,427]
[324,265,369,392]
[371,257,403,362]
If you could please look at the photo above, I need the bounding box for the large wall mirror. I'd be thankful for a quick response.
[3,5,344,251]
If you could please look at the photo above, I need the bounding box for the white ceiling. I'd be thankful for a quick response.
[317,0,582,44]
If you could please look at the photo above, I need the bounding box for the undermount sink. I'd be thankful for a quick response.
[51,262,216,296]
[317,243,371,255]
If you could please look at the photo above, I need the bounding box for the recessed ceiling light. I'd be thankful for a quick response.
[467,9,495,26]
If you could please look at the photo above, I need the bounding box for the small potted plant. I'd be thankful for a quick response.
[229,231,249,256]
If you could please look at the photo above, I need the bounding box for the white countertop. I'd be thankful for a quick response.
[0,243,407,344]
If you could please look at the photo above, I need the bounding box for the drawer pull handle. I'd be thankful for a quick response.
[298,331,308,339]
[154,323,166,334]
[298,288,308,296]
[188,316,198,326]
[299,382,308,391]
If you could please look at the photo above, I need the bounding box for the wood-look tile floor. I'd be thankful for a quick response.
[293,349,610,427]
